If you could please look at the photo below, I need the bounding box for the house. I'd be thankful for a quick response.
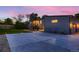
[42,15,79,34]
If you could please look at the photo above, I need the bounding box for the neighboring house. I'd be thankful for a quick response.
[42,15,79,34]
[0,25,14,29]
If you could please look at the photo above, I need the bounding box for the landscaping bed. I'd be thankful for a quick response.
[0,29,31,34]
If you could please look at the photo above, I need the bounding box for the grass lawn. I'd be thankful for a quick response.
[0,29,31,34]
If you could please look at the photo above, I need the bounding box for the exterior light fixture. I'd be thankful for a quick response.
[70,22,73,29]
[51,19,58,23]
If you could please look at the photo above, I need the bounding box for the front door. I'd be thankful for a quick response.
[72,23,77,33]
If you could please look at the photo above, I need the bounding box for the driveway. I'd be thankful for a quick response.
[6,32,79,52]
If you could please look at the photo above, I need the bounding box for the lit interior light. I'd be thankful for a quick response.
[73,24,76,28]
[51,20,58,23]
[70,23,73,29]
[77,24,79,28]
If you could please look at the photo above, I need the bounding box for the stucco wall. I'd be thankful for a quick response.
[42,16,72,34]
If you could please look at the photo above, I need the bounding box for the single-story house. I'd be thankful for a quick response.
[42,15,79,34]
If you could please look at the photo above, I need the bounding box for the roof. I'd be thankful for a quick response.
[42,15,74,20]
[45,15,73,17]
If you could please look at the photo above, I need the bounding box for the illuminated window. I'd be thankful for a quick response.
[77,24,79,28]
[51,20,58,23]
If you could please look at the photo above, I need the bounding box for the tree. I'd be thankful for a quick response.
[12,17,18,21]
[0,20,4,24]
[25,14,30,21]
[24,21,30,29]
[42,15,48,19]
[75,13,79,20]
[4,18,13,25]
[14,21,25,29]
[75,13,79,16]
[17,14,24,22]
[29,13,38,22]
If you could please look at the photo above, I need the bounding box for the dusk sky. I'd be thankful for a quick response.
[0,6,79,19]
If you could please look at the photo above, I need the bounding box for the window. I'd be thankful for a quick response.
[51,19,58,23]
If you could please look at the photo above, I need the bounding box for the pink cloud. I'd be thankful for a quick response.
[7,11,19,17]
[23,6,79,15]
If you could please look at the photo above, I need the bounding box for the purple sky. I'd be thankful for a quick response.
[0,6,79,19]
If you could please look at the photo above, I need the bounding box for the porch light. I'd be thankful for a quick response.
[70,22,73,29]
[51,20,58,23]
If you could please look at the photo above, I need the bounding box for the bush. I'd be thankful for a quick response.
[14,21,25,29]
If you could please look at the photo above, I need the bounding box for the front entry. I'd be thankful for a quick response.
[73,24,77,32]
[31,20,44,31]
[70,23,77,33]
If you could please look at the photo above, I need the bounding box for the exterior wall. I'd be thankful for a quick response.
[0,25,14,29]
[42,15,73,34]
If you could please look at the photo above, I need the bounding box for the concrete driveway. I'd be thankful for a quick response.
[6,32,79,52]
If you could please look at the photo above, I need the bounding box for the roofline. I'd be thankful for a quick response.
[43,15,73,17]
[42,15,74,19]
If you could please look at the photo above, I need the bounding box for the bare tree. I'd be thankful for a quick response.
[25,14,30,21]
[17,14,24,22]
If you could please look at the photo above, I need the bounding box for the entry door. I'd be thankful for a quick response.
[72,24,77,33]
